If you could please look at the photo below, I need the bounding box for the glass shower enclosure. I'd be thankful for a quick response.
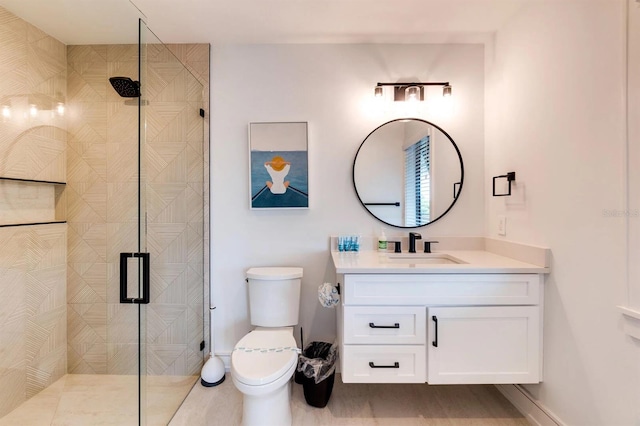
[114,20,206,424]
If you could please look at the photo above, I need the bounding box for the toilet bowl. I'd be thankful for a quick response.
[231,327,299,426]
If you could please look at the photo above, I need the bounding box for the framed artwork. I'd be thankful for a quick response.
[249,122,309,209]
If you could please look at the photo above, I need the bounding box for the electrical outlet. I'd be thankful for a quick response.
[497,215,507,236]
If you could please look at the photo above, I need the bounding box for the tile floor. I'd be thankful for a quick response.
[170,374,529,425]
[0,373,528,425]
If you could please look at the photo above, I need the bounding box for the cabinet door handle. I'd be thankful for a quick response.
[369,362,400,369]
[432,315,438,347]
[369,322,400,329]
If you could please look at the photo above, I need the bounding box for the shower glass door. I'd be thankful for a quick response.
[137,20,205,425]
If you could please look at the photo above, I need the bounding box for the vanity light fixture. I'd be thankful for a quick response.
[375,81,452,101]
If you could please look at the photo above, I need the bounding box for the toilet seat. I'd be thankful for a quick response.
[232,328,298,386]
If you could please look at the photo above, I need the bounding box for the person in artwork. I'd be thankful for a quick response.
[264,155,291,194]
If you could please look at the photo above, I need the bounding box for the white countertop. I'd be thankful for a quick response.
[331,250,549,274]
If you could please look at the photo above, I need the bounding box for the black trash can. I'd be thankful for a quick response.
[295,341,337,408]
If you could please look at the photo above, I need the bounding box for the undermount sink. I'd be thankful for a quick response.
[385,253,466,265]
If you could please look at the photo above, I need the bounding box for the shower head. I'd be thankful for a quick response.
[109,77,141,98]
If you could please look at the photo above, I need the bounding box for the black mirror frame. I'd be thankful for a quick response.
[352,118,464,229]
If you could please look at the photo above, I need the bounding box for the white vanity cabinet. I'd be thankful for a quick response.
[336,273,544,385]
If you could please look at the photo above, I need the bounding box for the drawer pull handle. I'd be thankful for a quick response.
[432,315,438,347]
[369,362,400,369]
[369,322,400,329]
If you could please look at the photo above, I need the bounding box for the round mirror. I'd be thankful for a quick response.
[352,118,464,228]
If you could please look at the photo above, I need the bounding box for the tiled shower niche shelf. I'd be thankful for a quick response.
[0,176,66,185]
[0,221,67,228]
[0,176,67,227]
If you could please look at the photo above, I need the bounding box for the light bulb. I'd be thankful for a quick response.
[2,105,10,118]
[56,102,65,116]
[405,86,420,102]
[29,104,38,117]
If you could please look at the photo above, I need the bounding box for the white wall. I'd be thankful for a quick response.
[628,0,640,311]
[211,44,485,354]
[485,1,639,424]
[625,2,640,421]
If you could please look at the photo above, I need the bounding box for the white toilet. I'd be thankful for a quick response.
[231,267,303,426]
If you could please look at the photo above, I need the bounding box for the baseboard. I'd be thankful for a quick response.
[217,352,231,371]
[495,384,563,426]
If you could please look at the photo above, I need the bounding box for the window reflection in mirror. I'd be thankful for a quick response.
[404,134,430,226]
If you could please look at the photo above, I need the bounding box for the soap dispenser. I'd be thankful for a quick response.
[378,229,387,252]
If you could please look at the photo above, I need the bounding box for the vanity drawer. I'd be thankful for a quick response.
[343,306,426,344]
[341,345,426,383]
[343,274,541,306]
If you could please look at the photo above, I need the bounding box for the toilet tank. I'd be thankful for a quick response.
[246,267,303,327]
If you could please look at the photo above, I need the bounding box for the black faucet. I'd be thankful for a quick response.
[389,241,402,253]
[423,241,439,253]
[408,232,422,253]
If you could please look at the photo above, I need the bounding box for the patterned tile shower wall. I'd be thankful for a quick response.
[0,225,67,417]
[66,42,208,376]
[0,7,68,418]
[66,44,126,374]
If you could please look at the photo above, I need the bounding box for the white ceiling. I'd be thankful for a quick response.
[0,0,532,45]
